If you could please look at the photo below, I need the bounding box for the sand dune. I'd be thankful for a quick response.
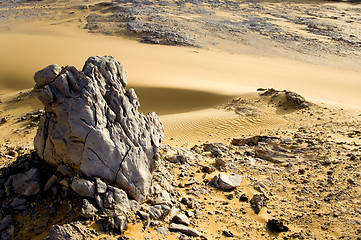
[1,22,361,147]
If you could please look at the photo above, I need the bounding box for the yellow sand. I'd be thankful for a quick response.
[1,22,361,147]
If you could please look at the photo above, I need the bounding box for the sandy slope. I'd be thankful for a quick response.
[0,22,361,148]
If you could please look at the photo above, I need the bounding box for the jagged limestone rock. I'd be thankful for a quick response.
[33,56,164,202]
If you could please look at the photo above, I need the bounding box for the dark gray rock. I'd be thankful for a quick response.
[149,204,171,220]
[173,213,190,225]
[181,197,200,209]
[34,56,164,202]
[267,219,289,232]
[169,223,200,237]
[1,225,14,240]
[70,178,96,198]
[239,193,249,202]
[103,191,116,209]
[11,168,41,196]
[95,194,104,210]
[11,197,27,210]
[0,215,14,232]
[81,199,98,218]
[44,175,58,191]
[223,230,234,237]
[250,194,266,214]
[212,173,242,190]
[57,165,73,176]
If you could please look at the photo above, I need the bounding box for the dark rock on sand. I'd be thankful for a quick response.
[267,219,289,232]
[250,194,267,214]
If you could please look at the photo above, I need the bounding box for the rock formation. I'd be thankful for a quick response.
[33,56,164,202]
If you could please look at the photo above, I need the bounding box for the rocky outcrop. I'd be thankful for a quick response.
[33,56,164,202]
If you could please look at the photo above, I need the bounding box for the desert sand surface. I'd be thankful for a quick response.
[0,0,361,239]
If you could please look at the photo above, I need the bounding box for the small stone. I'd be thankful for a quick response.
[56,165,73,176]
[250,194,266,214]
[347,178,356,185]
[81,199,98,218]
[114,215,128,232]
[130,200,141,212]
[169,223,200,237]
[0,215,14,232]
[11,197,27,210]
[239,193,249,202]
[95,178,107,194]
[185,210,194,218]
[267,219,289,232]
[156,226,169,235]
[214,159,226,169]
[323,158,332,165]
[1,225,14,240]
[166,155,188,164]
[201,165,215,174]
[185,178,197,186]
[44,175,58,191]
[212,173,242,190]
[11,168,41,196]
[173,213,190,225]
[103,191,115,208]
[226,193,235,200]
[181,197,200,209]
[59,178,70,188]
[95,195,104,210]
[70,178,96,198]
[0,117,7,124]
[138,211,150,220]
[223,230,234,237]
[149,204,171,220]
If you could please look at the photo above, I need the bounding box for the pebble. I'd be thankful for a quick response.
[156,226,169,235]
[173,213,190,225]
[169,223,200,237]
[223,230,234,237]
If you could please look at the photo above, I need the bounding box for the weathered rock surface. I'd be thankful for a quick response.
[9,167,41,196]
[169,223,200,237]
[250,194,267,214]
[47,222,96,240]
[173,213,190,225]
[70,178,96,198]
[33,56,164,202]
[212,173,242,190]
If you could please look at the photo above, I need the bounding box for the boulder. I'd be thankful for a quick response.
[33,56,164,202]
